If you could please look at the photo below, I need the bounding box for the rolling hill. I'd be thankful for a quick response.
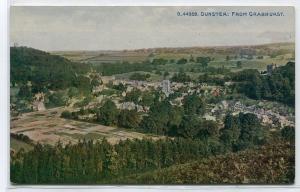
[10,46,90,90]
[52,42,295,64]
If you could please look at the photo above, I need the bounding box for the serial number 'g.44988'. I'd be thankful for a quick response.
[177,11,198,16]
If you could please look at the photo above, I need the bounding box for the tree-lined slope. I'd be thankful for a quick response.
[113,141,294,184]
[11,46,89,91]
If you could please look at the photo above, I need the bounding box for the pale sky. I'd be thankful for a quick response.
[10,6,295,51]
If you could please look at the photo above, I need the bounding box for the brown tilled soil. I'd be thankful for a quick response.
[11,107,161,146]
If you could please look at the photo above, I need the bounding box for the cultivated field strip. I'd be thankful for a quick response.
[11,107,161,146]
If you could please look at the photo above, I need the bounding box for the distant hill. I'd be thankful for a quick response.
[52,42,295,63]
[129,42,295,55]
[11,46,89,91]
[112,141,294,184]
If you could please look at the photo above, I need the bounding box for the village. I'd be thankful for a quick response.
[66,64,294,131]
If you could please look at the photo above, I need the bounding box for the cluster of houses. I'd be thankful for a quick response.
[97,77,226,109]
[211,100,294,128]
[86,73,295,129]
[117,101,149,113]
[101,76,224,97]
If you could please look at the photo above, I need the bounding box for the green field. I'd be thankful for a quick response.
[54,42,294,74]
[53,42,295,78]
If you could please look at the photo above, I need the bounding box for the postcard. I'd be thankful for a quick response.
[10,6,295,184]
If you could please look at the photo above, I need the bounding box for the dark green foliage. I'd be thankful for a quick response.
[11,47,89,93]
[12,100,32,113]
[96,100,119,126]
[169,59,175,63]
[171,72,192,83]
[91,78,101,87]
[231,62,295,106]
[118,109,140,129]
[72,75,93,95]
[10,137,224,184]
[139,116,158,134]
[236,113,266,149]
[198,73,209,83]
[129,73,150,81]
[236,61,242,68]
[155,70,162,75]
[109,83,127,92]
[139,95,212,138]
[11,135,291,185]
[10,133,33,144]
[177,116,218,139]
[198,66,230,75]
[74,96,92,108]
[151,58,168,65]
[220,114,240,148]
[168,91,182,100]
[93,61,154,76]
[220,113,266,151]
[139,91,155,106]
[183,94,206,115]
[176,58,188,65]
[61,110,73,119]
[281,126,295,143]
[196,57,211,68]
[198,73,225,86]
[163,71,170,78]
[124,88,142,104]
[17,85,32,100]
[138,96,217,139]
[113,141,294,184]
[68,87,79,98]
[45,91,68,108]
[139,100,183,135]
[189,55,195,63]
[231,69,260,82]
[199,120,219,139]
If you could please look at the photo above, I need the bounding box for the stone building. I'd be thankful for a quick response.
[267,63,277,75]
[32,92,46,111]
[162,80,171,96]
